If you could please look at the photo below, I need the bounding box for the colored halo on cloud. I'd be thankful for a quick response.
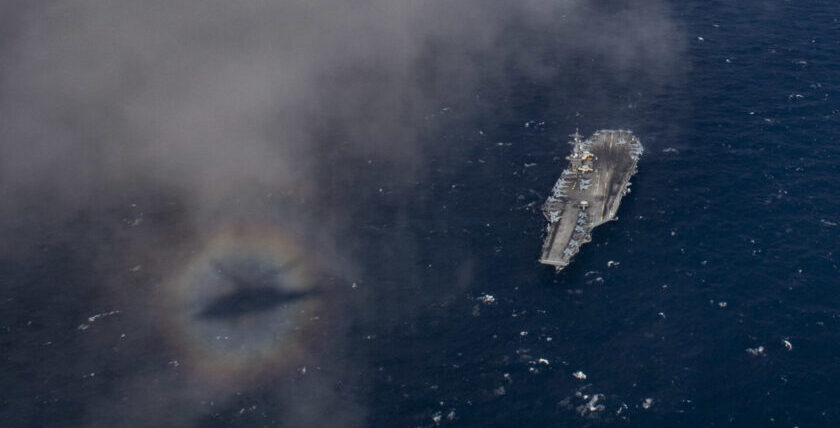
[163,225,329,384]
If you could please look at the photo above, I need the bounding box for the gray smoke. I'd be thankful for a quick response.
[0,1,686,426]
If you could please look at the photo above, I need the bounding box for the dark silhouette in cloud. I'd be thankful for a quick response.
[197,286,320,320]
[196,259,318,320]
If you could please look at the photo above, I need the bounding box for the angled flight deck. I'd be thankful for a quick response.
[540,130,643,270]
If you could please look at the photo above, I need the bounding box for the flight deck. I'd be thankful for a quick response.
[540,130,643,270]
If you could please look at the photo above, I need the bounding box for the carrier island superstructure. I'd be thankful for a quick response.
[540,130,643,270]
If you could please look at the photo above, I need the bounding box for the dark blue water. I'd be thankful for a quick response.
[362,2,840,426]
[2,2,839,427]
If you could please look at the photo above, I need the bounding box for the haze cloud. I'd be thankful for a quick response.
[0,0,684,218]
[0,1,685,426]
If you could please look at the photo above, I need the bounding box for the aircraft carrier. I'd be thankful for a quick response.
[540,129,643,270]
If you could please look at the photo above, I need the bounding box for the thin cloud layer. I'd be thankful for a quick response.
[0,1,685,426]
[1,0,684,217]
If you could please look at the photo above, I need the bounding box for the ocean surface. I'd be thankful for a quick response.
[2,1,840,427]
[363,3,840,426]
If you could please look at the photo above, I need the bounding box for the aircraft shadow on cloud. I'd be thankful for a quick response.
[196,259,321,320]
